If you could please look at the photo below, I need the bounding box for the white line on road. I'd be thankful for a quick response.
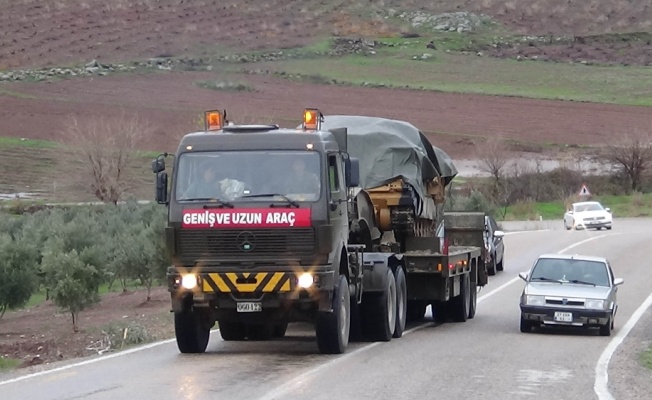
[595,293,652,400]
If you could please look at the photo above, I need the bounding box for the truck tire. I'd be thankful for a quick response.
[174,308,211,353]
[487,257,497,276]
[316,274,350,354]
[468,282,477,319]
[406,301,426,322]
[362,268,397,341]
[219,321,246,341]
[432,301,448,323]
[451,274,470,323]
[393,267,407,338]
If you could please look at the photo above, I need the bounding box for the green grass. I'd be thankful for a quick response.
[23,280,148,309]
[640,345,652,370]
[0,137,58,148]
[251,48,652,106]
[501,193,652,221]
[0,357,20,371]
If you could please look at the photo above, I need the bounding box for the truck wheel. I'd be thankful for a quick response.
[406,301,426,322]
[468,282,477,319]
[246,324,274,341]
[487,258,496,276]
[451,274,470,323]
[219,320,246,341]
[393,267,407,338]
[432,301,448,323]
[362,268,397,341]
[174,308,211,353]
[272,322,288,338]
[316,274,350,354]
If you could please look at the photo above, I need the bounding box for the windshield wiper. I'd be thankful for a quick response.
[531,277,562,283]
[568,279,596,286]
[178,197,234,208]
[241,193,300,208]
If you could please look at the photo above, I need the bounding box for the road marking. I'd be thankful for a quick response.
[595,293,652,400]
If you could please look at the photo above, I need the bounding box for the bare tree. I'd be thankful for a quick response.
[476,136,509,186]
[601,130,652,192]
[60,112,148,204]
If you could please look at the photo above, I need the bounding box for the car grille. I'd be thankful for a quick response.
[178,228,315,258]
[546,298,585,307]
[583,217,605,221]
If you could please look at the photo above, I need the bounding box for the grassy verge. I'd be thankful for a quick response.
[248,39,652,106]
[501,193,652,221]
[0,357,20,371]
[640,346,652,370]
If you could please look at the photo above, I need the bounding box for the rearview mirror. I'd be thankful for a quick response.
[155,172,168,204]
[605,207,611,213]
[518,272,528,281]
[494,230,505,238]
[613,277,624,286]
[345,157,360,187]
[152,156,166,173]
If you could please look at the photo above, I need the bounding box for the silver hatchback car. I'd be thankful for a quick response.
[519,254,624,336]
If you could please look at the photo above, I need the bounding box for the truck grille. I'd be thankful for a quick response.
[178,228,315,258]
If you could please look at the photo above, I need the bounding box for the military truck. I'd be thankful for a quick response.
[152,108,487,355]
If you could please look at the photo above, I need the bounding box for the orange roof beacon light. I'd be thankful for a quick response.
[302,108,322,131]
[204,109,226,131]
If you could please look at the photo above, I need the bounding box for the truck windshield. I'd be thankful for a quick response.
[175,151,321,202]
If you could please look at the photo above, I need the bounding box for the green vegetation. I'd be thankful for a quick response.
[0,356,20,371]
[640,345,652,370]
[252,50,652,106]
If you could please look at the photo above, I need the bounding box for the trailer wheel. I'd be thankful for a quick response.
[316,274,350,354]
[406,301,427,322]
[218,321,246,341]
[393,267,407,338]
[362,268,397,341]
[468,281,478,319]
[451,274,470,323]
[174,308,211,353]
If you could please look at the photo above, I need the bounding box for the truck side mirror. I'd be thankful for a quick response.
[345,157,360,188]
[155,172,169,204]
[152,157,165,173]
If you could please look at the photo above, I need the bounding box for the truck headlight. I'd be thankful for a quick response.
[585,299,605,310]
[525,295,545,306]
[298,273,314,289]
[181,274,198,290]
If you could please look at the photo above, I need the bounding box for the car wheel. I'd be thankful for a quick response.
[606,226,612,230]
[564,221,570,230]
[520,315,533,333]
[599,318,612,337]
[496,259,504,272]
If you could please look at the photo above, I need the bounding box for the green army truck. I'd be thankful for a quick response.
[152,108,487,355]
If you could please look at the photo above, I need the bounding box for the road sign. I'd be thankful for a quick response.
[579,184,591,196]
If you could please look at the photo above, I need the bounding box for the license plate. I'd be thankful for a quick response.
[236,302,262,313]
[554,311,573,322]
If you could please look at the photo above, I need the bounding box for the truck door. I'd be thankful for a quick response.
[328,154,348,242]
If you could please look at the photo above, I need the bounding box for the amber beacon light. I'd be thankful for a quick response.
[302,108,321,130]
[204,109,225,131]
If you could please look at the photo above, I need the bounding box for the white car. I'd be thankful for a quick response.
[563,201,612,230]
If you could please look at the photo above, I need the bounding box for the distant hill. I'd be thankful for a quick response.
[1,0,651,70]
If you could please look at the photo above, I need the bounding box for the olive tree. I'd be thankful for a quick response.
[0,234,39,319]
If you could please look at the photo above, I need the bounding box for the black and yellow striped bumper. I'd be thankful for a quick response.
[201,272,292,294]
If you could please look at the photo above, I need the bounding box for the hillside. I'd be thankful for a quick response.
[1,0,652,70]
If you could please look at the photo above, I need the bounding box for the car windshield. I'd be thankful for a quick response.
[574,203,603,212]
[530,258,610,287]
[175,151,321,202]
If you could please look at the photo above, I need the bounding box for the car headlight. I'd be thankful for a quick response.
[525,295,545,306]
[585,299,605,310]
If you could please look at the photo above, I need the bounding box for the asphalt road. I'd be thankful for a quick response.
[1,218,651,400]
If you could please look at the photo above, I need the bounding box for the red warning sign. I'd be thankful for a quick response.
[579,184,591,196]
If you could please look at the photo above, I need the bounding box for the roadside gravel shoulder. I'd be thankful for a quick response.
[609,307,652,399]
